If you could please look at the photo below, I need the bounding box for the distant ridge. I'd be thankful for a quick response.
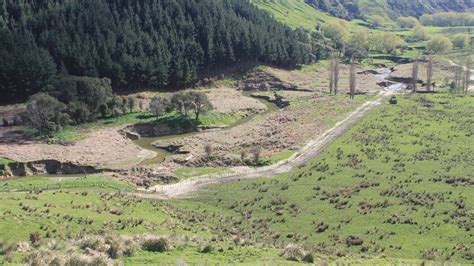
[303,0,473,20]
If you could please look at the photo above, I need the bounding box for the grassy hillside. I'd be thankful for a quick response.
[1,93,472,264]
[358,0,392,20]
[180,93,474,263]
[310,0,473,20]
[251,0,368,31]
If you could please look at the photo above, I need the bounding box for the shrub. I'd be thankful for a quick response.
[0,240,15,256]
[127,96,136,113]
[67,101,92,124]
[29,232,42,246]
[88,253,114,266]
[65,253,94,266]
[80,236,108,253]
[322,22,349,49]
[397,16,419,28]
[204,144,213,159]
[28,249,56,266]
[280,243,307,261]
[452,34,470,49]
[149,96,171,116]
[368,15,385,27]
[106,235,137,258]
[302,252,314,263]
[251,146,261,165]
[346,235,364,246]
[199,244,213,253]
[411,25,429,41]
[427,36,453,54]
[141,235,173,252]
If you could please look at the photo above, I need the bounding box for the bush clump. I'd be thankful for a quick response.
[280,243,312,262]
[140,235,173,252]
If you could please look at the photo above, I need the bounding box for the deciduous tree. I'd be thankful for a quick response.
[427,36,453,54]
[23,93,70,136]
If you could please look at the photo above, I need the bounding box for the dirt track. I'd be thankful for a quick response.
[136,91,392,199]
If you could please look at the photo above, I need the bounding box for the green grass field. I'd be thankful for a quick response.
[175,93,474,263]
[0,175,134,193]
[1,93,472,265]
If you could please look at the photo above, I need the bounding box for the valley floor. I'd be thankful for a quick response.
[0,92,472,264]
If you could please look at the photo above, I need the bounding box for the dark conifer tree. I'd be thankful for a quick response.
[0,0,322,103]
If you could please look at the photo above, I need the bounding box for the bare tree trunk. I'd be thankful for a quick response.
[349,56,356,99]
[412,57,419,93]
[455,67,463,93]
[329,51,339,95]
[411,57,419,93]
[426,55,433,92]
[329,53,335,94]
[334,55,340,95]
[464,57,471,95]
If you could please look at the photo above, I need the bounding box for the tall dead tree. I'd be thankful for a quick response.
[328,51,340,95]
[464,57,471,95]
[411,57,419,93]
[453,66,463,93]
[329,53,335,94]
[426,55,433,92]
[349,55,356,99]
[334,55,340,95]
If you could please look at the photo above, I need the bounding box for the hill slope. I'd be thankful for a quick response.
[251,0,368,31]
[0,0,312,103]
[304,0,473,20]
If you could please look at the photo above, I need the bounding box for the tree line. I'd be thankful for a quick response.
[0,0,321,104]
[420,12,474,27]
[22,75,213,136]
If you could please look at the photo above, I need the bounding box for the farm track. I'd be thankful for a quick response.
[134,91,393,200]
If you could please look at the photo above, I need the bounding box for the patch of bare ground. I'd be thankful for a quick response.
[0,86,264,171]
[130,86,267,114]
[263,64,381,94]
[205,86,266,113]
[390,61,453,85]
[164,91,368,167]
[0,127,154,169]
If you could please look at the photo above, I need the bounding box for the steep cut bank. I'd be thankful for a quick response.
[0,160,106,177]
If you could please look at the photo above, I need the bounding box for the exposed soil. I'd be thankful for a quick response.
[264,65,381,94]
[1,160,107,177]
[206,86,266,112]
[140,91,392,199]
[389,61,454,88]
[0,64,395,183]
[0,127,154,169]
[159,90,369,168]
[131,86,266,114]
[0,87,264,170]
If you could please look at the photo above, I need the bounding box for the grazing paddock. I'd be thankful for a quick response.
[178,93,474,263]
